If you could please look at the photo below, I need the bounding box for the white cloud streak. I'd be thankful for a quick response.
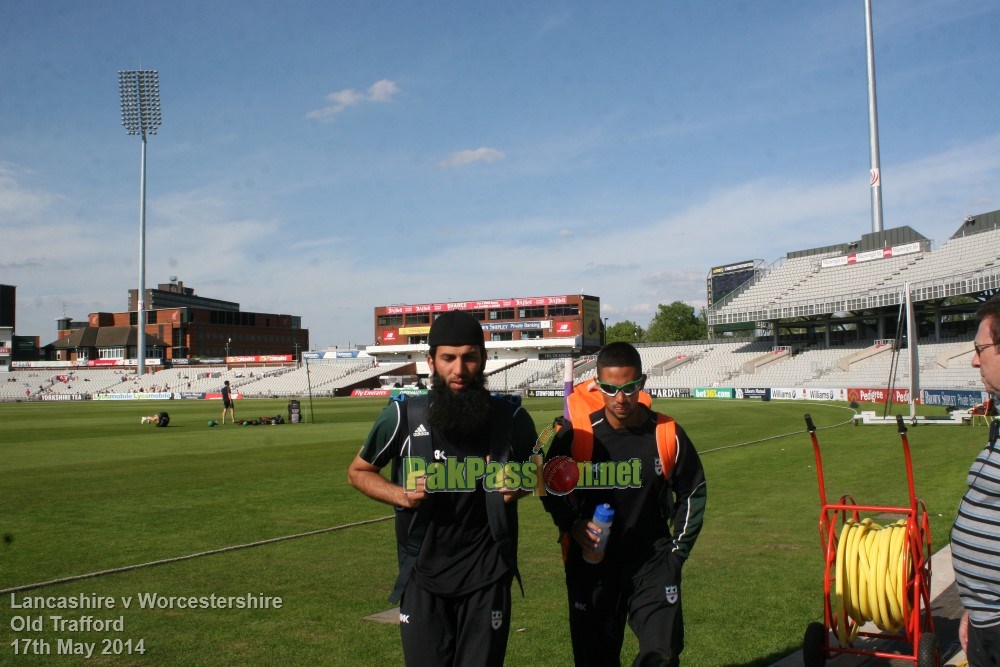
[3,136,997,346]
[437,147,506,168]
[306,79,401,122]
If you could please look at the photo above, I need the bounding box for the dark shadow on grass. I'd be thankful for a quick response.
[719,645,799,667]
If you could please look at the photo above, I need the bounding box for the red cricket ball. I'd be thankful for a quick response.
[543,456,580,495]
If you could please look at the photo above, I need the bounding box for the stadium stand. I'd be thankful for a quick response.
[5,212,996,403]
[710,215,1000,330]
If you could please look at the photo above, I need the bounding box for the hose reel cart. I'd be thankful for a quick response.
[801,414,939,667]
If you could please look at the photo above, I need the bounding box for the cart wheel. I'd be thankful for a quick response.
[917,632,939,667]
[802,622,827,667]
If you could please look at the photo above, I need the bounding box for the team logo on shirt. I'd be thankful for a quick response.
[665,585,679,604]
[491,609,503,630]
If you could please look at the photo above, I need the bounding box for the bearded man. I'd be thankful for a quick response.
[348,310,537,667]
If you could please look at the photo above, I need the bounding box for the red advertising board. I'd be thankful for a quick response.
[351,389,391,397]
[846,387,919,404]
[383,296,569,315]
[226,354,293,363]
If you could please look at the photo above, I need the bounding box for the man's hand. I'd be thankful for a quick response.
[348,454,427,508]
[959,610,969,653]
[498,487,529,504]
[571,517,602,556]
[485,454,529,504]
[401,476,428,508]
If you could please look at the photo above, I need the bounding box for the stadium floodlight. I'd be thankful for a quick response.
[118,70,162,376]
[863,0,884,233]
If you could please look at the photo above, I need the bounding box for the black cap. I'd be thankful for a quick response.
[428,311,484,348]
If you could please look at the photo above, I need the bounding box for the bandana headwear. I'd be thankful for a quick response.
[429,311,485,348]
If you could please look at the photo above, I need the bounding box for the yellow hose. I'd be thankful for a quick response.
[832,518,912,645]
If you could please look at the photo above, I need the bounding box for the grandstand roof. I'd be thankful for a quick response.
[708,209,1000,335]
[48,326,167,350]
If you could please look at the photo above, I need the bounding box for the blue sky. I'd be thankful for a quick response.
[1,1,997,350]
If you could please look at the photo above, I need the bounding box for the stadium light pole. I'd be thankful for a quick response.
[118,70,162,376]
[863,0,884,233]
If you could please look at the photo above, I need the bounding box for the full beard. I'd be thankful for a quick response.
[428,372,491,437]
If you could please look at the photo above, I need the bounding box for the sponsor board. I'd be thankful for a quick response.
[482,321,548,332]
[820,241,922,268]
[735,387,770,400]
[647,388,692,399]
[13,361,86,369]
[921,389,985,408]
[41,394,83,401]
[804,388,846,401]
[93,392,174,401]
[227,354,292,363]
[351,389,391,398]
[392,388,428,397]
[526,389,566,398]
[692,387,734,399]
[846,387,918,404]
[178,392,208,400]
[303,350,362,360]
[770,388,804,400]
[384,296,569,315]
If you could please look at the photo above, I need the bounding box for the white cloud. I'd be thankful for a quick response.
[437,147,506,168]
[306,79,401,122]
[368,79,401,102]
[5,134,999,347]
[0,163,60,222]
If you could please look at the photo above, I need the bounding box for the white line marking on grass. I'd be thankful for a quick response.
[0,515,393,595]
[699,404,857,455]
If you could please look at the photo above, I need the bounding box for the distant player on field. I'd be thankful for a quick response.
[140,412,170,427]
[221,380,235,424]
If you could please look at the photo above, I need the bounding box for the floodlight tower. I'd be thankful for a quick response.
[118,70,162,376]
[864,0,884,233]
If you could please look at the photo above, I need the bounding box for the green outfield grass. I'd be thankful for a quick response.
[0,397,985,665]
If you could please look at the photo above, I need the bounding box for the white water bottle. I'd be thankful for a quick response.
[583,503,614,565]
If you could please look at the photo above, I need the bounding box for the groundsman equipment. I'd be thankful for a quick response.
[801,414,938,667]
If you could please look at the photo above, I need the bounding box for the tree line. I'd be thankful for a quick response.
[604,301,708,344]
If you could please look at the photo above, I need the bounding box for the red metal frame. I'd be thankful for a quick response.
[806,414,935,664]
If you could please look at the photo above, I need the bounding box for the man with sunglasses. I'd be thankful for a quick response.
[542,342,707,666]
[952,296,1000,666]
